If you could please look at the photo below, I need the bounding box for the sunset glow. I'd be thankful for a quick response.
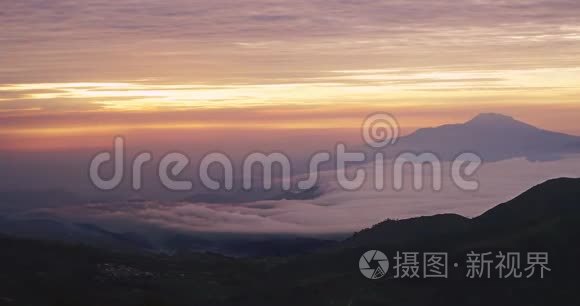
[1,0,580,150]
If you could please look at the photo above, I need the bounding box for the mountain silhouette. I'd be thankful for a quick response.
[0,177,579,305]
[0,190,81,214]
[262,177,580,306]
[344,177,580,248]
[0,218,153,251]
[388,113,580,162]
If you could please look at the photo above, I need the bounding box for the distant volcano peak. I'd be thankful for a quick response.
[394,112,580,162]
[467,113,517,124]
[465,113,535,129]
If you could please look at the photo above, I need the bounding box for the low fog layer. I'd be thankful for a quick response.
[8,155,580,236]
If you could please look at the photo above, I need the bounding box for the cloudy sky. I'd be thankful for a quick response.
[2,1,580,235]
[1,0,580,152]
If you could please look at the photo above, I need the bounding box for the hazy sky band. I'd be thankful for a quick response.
[1,0,580,148]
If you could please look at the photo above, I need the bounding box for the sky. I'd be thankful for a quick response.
[1,0,580,152]
[1,0,580,236]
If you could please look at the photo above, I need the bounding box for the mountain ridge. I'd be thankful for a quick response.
[344,177,580,248]
[389,113,580,162]
[2,176,579,305]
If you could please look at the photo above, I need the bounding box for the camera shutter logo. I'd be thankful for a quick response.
[359,250,389,279]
